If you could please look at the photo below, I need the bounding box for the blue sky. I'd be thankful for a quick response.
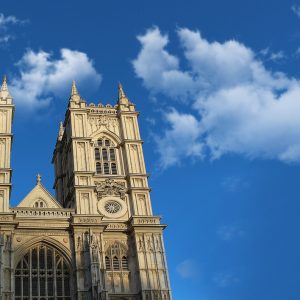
[1,0,300,299]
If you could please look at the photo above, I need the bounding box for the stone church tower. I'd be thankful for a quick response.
[0,77,171,300]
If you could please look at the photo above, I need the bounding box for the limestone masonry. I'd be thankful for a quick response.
[0,77,171,300]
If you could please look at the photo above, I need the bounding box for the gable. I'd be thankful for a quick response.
[16,182,62,209]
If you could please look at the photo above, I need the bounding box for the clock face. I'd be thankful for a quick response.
[97,196,127,218]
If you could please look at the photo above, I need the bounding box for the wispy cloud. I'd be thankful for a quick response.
[217,225,245,241]
[260,47,285,62]
[221,176,249,192]
[213,272,240,288]
[176,259,198,279]
[9,48,102,110]
[0,13,27,44]
[269,51,285,62]
[133,27,300,169]
[292,5,300,18]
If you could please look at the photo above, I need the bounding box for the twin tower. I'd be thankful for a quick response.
[0,77,171,300]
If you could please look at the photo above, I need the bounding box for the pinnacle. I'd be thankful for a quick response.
[58,121,64,141]
[71,80,79,96]
[68,80,82,105]
[1,76,8,90]
[36,174,42,185]
[0,75,12,100]
[118,82,127,100]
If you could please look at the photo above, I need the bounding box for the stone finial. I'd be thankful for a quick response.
[71,80,79,96]
[118,82,127,100]
[117,82,130,107]
[58,121,64,141]
[69,80,81,104]
[0,75,12,100]
[36,174,42,184]
[117,82,135,111]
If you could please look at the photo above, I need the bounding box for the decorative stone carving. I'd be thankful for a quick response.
[97,196,127,219]
[95,179,127,200]
[106,223,127,230]
[146,238,154,252]
[78,217,98,223]
[77,236,83,251]
[4,234,12,251]
[138,237,145,251]
[104,239,128,251]
[89,234,99,250]
[155,237,162,252]
[88,116,119,134]
[12,209,72,218]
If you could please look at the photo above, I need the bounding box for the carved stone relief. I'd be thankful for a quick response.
[88,116,119,135]
[95,179,127,200]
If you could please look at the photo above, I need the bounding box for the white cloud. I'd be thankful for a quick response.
[10,48,102,109]
[217,225,245,241]
[132,27,196,100]
[260,47,286,62]
[0,13,26,27]
[213,272,240,288]
[269,51,285,62]
[0,13,27,44]
[154,109,204,168]
[292,5,300,18]
[133,27,300,168]
[176,259,198,279]
[221,176,249,192]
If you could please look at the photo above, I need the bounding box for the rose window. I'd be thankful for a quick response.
[104,201,121,214]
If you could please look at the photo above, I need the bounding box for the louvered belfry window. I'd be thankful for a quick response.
[15,244,71,300]
[105,242,129,271]
[94,138,118,175]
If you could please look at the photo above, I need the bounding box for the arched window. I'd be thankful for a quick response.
[96,162,102,174]
[105,256,111,270]
[121,256,129,269]
[15,244,71,299]
[113,256,120,269]
[105,242,129,271]
[94,138,118,175]
[33,200,47,208]
[95,148,100,160]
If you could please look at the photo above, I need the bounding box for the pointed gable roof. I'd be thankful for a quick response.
[17,175,62,209]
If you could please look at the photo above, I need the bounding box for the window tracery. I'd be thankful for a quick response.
[15,244,71,299]
[105,242,129,271]
[94,138,118,175]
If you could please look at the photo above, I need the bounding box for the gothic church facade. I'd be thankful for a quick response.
[0,77,171,300]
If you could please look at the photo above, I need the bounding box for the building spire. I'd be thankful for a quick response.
[0,75,12,100]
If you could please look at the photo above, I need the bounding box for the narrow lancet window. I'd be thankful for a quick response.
[94,138,118,175]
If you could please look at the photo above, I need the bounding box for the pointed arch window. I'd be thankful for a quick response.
[105,242,129,271]
[15,244,71,299]
[95,138,118,175]
[105,256,111,270]
[121,256,129,269]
